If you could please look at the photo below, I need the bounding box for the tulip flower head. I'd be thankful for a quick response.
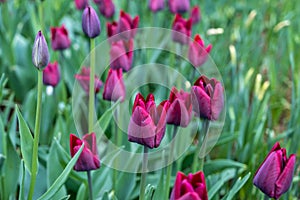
[190,6,201,25]
[169,0,190,14]
[43,62,60,87]
[117,11,139,40]
[32,31,49,70]
[188,34,212,68]
[75,0,88,10]
[128,93,170,149]
[51,25,71,51]
[107,21,118,38]
[97,0,115,18]
[172,14,192,45]
[191,75,224,120]
[110,39,134,72]
[166,87,192,127]
[149,0,165,13]
[103,69,126,102]
[75,67,103,94]
[170,171,208,200]
[70,133,100,171]
[253,142,296,199]
[82,6,101,38]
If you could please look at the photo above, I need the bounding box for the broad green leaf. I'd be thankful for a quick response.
[38,144,84,200]
[16,105,33,173]
[204,159,247,175]
[153,169,165,200]
[223,172,251,200]
[18,160,25,200]
[75,184,87,200]
[208,178,224,199]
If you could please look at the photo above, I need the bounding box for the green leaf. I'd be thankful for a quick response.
[223,172,251,200]
[38,143,84,200]
[75,184,87,200]
[145,184,155,200]
[208,178,224,199]
[18,160,25,200]
[204,159,247,175]
[102,191,118,200]
[153,169,165,200]
[16,105,33,173]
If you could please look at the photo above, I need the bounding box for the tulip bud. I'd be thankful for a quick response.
[75,67,103,94]
[70,133,100,171]
[188,34,212,67]
[253,142,296,199]
[97,0,115,18]
[169,0,190,14]
[75,0,88,10]
[190,6,201,25]
[51,25,71,51]
[110,39,134,72]
[103,69,126,102]
[171,14,192,45]
[43,61,60,87]
[82,6,101,38]
[32,31,49,70]
[117,10,139,40]
[149,0,165,13]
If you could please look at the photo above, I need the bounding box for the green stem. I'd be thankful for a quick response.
[87,171,94,200]
[113,106,119,190]
[88,38,96,133]
[139,146,148,200]
[27,70,43,200]
[164,126,178,200]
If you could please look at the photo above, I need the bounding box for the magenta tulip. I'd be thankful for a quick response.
[253,142,296,199]
[166,87,192,127]
[117,10,139,40]
[82,6,101,38]
[188,34,212,67]
[75,0,88,10]
[51,25,71,51]
[103,69,126,102]
[43,62,60,87]
[128,93,169,149]
[75,67,103,94]
[191,75,224,120]
[97,0,115,18]
[169,0,190,14]
[70,133,100,171]
[107,21,118,38]
[170,171,208,200]
[110,39,134,72]
[190,6,201,25]
[172,14,192,45]
[32,31,49,70]
[149,0,165,12]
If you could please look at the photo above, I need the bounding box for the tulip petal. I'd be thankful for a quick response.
[211,82,224,120]
[191,86,211,119]
[178,192,202,200]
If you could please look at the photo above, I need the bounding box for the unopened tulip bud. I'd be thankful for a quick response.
[32,31,49,70]
[82,6,101,38]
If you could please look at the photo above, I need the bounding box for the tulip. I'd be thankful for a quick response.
[43,61,60,87]
[172,14,192,45]
[97,0,115,18]
[82,6,101,38]
[128,93,169,149]
[75,67,103,94]
[75,0,88,10]
[191,75,224,120]
[107,21,118,38]
[149,0,165,12]
[32,30,49,70]
[103,69,126,102]
[253,142,296,199]
[169,0,190,14]
[50,25,71,51]
[70,133,100,171]
[117,10,139,40]
[166,87,192,127]
[188,34,212,67]
[190,6,201,25]
[110,39,134,72]
[170,171,208,200]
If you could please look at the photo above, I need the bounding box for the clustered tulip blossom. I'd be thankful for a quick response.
[82,6,101,38]
[169,0,190,14]
[75,67,103,94]
[188,34,212,68]
[171,14,192,45]
[43,61,60,87]
[51,25,71,51]
[253,142,296,199]
[32,31,49,70]
[103,68,126,102]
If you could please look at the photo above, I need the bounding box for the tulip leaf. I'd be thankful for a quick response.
[208,178,225,199]
[16,105,33,174]
[153,169,165,200]
[102,191,118,200]
[38,143,84,200]
[75,184,87,200]
[222,172,251,200]
[18,160,25,200]
[145,184,155,200]
[204,159,247,175]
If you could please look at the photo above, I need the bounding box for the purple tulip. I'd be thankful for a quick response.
[110,39,134,72]
[191,75,224,120]
[82,6,101,38]
[128,93,169,149]
[75,0,88,10]
[51,25,71,51]
[169,0,190,14]
[149,0,165,13]
[117,10,139,40]
[70,133,100,171]
[32,31,49,70]
[170,171,208,200]
[43,62,60,87]
[97,0,115,18]
[172,14,192,45]
[253,142,296,199]
[188,34,212,67]
[103,69,126,102]
[75,67,103,94]
[190,6,201,25]
[166,87,192,127]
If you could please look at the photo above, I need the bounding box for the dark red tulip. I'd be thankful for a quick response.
[70,133,100,171]
[43,62,60,87]
[149,0,165,12]
[97,0,115,18]
[170,171,208,200]
[169,0,190,14]
[191,75,224,120]
[190,6,201,25]
[51,25,71,51]
[172,14,192,45]
[75,0,88,10]
[128,93,169,149]
[253,142,296,199]
[32,31,49,70]
[103,69,126,102]
[107,21,118,38]
[188,34,212,67]
[117,10,139,40]
[75,67,103,94]
[110,39,134,72]
[166,87,192,127]
[82,6,101,38]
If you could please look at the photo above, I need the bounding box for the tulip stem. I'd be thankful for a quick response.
[88,38,96,133]
[139,146,148,200]
[28,70,43,200]
[87,171,94,200]
[164,126,178,200]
